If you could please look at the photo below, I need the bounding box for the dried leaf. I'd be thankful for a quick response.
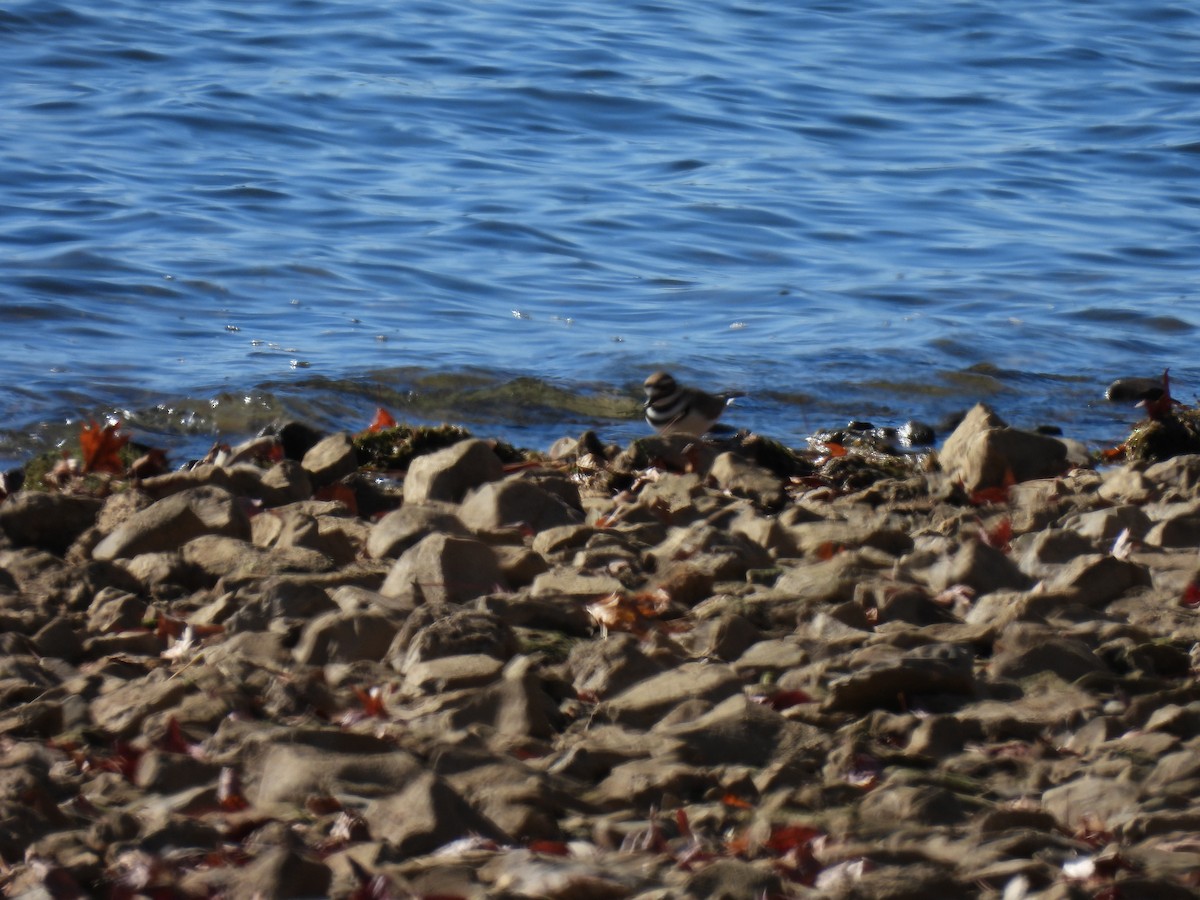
[721,792,754,809]
[80,420,129,475]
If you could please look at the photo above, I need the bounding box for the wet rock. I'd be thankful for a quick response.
[301,431,358,487]
[380,533,506,605]
[92,486,251,561]
[403,438,505,504]
[460,475,584,533]
[939,403,1068,491]
[0,492,101,555]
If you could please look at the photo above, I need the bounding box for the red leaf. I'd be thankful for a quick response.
[816,541,844,561]
[1181,581,1200,609]
[756,689,814,711]
[80,420,130,475]
[314,483,359,515]
[764,824,821,854]
[675,808,693,842]
[354,686,388,718]
[721,792,754,809]
[160,717,193,755]
[367,407,397,433]
[979,517,1012,552]
[527,839,571,856]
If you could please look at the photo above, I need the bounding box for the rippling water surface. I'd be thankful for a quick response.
[3,0,1199,464]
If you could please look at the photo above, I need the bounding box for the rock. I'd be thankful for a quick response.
[403,438,504,504]
[301,432,357,487]
[380,533,506,605]
[921,539,1031,595]
[1041,774,1141,830]
[1099,465,1157,504]
[366,504,467,559]
[1060,505,1152,545]
[0,492,102,555]
[939,403,1068,491]
[605,661,743,728]
[1043,554,1151,607]
[404,653,505,693]
[822,643,976,713]
[92,486,250,561]
[252,745,425,805]
[291,610,398,665]
[392,608,517,672]
[990,626,1108,682]
[231,847,332,900]
[708,452,785,508]
[682,859,783,900]
[363,772,508,855]
[459,476,583,534]
[568,632,667,700]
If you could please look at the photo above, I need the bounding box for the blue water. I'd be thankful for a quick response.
[3,0,1199,465]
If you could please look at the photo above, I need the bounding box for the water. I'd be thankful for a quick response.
[3,0,1199,468]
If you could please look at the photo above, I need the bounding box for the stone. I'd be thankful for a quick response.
[301,432,357,487]
[568,632,667,700]
[1041,775,1141,830]
[605,661,743,728]
[403,438,504,504]
[393,608,517,672]
[380,533,506,605]
[291,610,398,665]
[252,745,425,805]
[822,643,976,713]
[0,492,102,555]
[363,772,508,855]
[92,486,250,561]
[231,847,331,900]
[459,476,583,534]
[366,504,467,559]
[921,539,1031,595]
[1060,505,1152,545]
[1043,554,1151,607]
[708,452,785,508]
[939,403,1068,491]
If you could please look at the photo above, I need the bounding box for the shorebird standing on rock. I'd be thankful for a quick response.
[643,371,738,436]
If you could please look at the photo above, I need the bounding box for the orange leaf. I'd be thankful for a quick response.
[79,420,130,474]
[816,541,844,561]
[1100,443,1128,463]
[721,792,754,809]
[367,407,397,432]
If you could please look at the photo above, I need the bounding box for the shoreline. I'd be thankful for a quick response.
[0,405,1198,896]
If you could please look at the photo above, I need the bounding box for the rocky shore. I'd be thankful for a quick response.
[1,404,1199,899]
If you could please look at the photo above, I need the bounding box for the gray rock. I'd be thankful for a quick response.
[93,486,250,561]
[1060,504,1152,544]
[380,533,506,605]
[404,653,505,693]
[230,847,331,900]
[393,608,517,672]
[1041,774,1141,830]
[403,438,504,504]
[921,539,1031,595]
[1043,553,1151,607]
[1099,465,1157,504]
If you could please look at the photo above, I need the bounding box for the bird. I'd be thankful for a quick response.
[643,371,735,436]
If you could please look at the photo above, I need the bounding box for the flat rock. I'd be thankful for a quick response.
[939,403,1068,491]
[301,432,358,487]
[366,503,467,560]
[93,486,250,561]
